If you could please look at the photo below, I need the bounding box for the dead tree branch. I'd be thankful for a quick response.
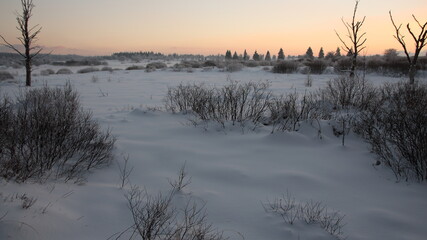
[335,0,367,78]
[389,11,427,84]
[0,0,43,86]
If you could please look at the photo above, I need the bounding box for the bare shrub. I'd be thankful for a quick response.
[264,191,299,225]
[272,61,298,74]
[78,67,99,74]
[172,64,185,72]
[321,74,377,111]
[126,65,145,71]
[145,67,156,73]
[146,62,167,69]
[56,68,73,75]
[126,187,175,240]
[164,82,213,115]
[243,61,259,68]
[383,58,410,76]
[203,60,218,67]
[267,92,318,132]
[53,59,107,66]
[356,82,427,181]
[305,73,313,87]
[124,186,225,240]
[91,76,99,83]
[178,61,202,69]
[258,61,272,66]
[0,83,115,182]
[264,192,346,239]
[304,59,328,74]
[118,154,133,189]
[334,57,365,74]
[225,62,244,72]
[165,81,272,129]
[168,162,191,192]
[0,71,14,81]
[320,74,377,145]
[101,66,114,72]
[18,193,37,209]
[40,69,55,76]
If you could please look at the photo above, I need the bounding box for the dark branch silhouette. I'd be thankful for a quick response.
[389,11,427,84]
[335,0,367,78]
[0,0,43,86]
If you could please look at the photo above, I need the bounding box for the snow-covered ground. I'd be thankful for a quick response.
[0,63,426,240]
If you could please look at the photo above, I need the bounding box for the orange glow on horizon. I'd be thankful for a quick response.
[0,0,426,56]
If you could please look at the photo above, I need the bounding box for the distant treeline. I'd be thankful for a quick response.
[111,51,207,61]
[0,52,93,67]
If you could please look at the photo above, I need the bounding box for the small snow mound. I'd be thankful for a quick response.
[265,131,312,146]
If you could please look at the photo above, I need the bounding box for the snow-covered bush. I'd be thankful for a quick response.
[101,66,114,72]
[165,81,271,128]
[126,185,225,240]
[126,65,145,71]
[0,84,115,182]
[56,68,73,75]
[53,59,107,67]
[321,75,377,111]
[0,71,14,81]
[173,61,202,72]
[146,61,167,69]
[320,75,377,145]
[304,59,328,74]
[203,60,218,67]
[272,61,299,74]
[243,61,260,68]
[356,82,427,181]
[180,60,202,68]
[225,62,244,72]
[267,92,318,132]
[77,67,99,74]
[40,69,55,76]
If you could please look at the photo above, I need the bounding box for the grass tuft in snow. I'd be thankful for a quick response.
[264,191,346,239]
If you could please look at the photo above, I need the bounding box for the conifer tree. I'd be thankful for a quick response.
[305,47,314,59]
[318,47,325,58]
[225,50,232,60]
[253,51,260,61]
[232,51,239,60]
[278,48,285,60]
[265,51,271,61]
[243,50,249,61]
[325,51,335,60]
[335,47,341,57]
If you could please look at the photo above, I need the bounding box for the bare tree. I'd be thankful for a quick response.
[335,0,367,78]
[0,0,43,87]
[389,11,427,84]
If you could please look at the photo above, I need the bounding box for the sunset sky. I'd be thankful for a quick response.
[0,0,426,56]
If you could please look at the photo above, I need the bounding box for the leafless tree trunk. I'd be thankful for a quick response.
[335,0,367,78]
[0,0,43,87]
[389,11,427,85]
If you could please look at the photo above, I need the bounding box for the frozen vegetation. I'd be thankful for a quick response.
[0,60,426,240]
